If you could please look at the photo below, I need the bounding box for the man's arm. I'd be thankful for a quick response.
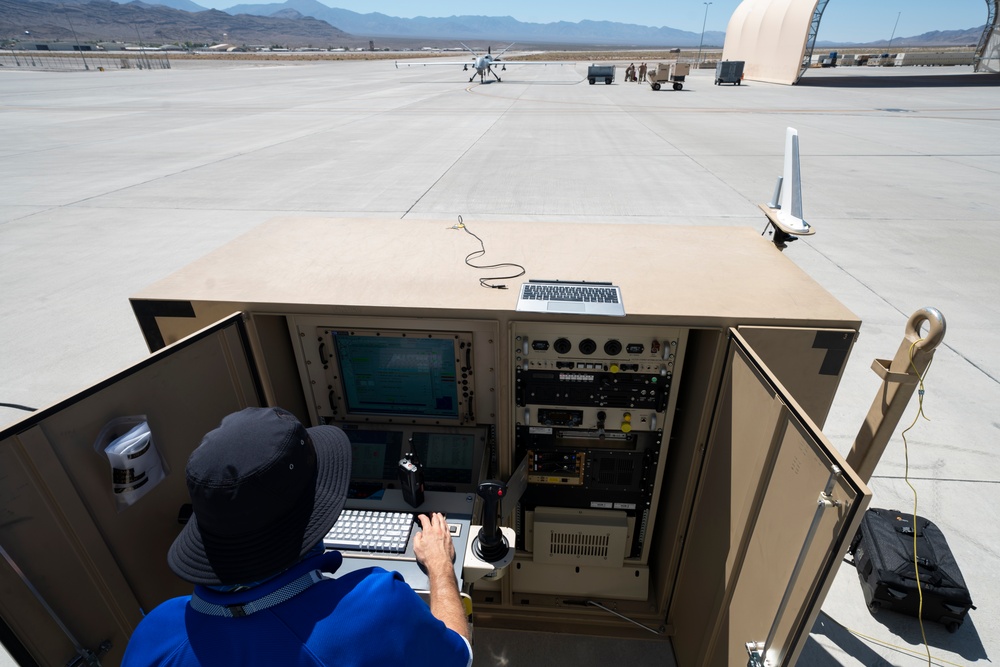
[413,512,472,643]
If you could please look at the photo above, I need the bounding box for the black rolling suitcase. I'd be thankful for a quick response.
[848,508,975,632]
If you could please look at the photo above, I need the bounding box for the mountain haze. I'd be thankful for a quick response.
[220,1,728,46]
[866,26,984,47]
[3,0,985,49]
[144,0,205,11]
[1,0,349,46]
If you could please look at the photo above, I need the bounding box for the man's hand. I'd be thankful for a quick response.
[413,512,455,574]
[412,513,470,642]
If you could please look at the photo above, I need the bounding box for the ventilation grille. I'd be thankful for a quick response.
[548,531,611,559]
[532,507,628,567]
[595,456,635,487]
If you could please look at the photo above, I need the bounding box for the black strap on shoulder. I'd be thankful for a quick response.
[190,569,326,618]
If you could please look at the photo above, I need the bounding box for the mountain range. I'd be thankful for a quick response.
[1,0,984,49]
[219,0,728,46]
[2,0,349,46]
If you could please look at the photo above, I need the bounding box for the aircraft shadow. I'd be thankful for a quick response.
[797,72,1000,88]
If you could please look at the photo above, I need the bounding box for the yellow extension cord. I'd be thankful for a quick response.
[901,338,933,667]
[846,339,943,666]
[838,338,958,666]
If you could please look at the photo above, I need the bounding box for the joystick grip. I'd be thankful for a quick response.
[476,479,508,562]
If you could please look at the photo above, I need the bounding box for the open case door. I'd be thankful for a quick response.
[0,314,264,667]
[669,330,871,667]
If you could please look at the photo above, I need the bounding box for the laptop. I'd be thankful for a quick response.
[516,280,626,317]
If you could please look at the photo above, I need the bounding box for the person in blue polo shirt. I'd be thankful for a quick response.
[122,407,472,667]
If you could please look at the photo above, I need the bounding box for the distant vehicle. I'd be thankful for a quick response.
[587,64,615,85]
[395,43,573,83]
[647,61,690,91]
[715,60,744,85]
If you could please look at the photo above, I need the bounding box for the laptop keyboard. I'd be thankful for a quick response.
[521,283,620,303]
[324,509,413,554]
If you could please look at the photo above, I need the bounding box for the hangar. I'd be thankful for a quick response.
[722,0,1000,84]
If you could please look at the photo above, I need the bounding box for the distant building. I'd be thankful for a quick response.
[21,43,94,51]
[724,0,1000,83]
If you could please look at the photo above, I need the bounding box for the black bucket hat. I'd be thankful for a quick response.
[168,407,351,586]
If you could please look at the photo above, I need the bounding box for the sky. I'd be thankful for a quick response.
[206,0,989,43]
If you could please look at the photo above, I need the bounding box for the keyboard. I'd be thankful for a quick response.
[520,283,620,304]
[516,280,626,316]
[324,509,413,554]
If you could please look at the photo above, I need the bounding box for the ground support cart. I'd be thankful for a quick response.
[587,64,615,85]
[715,60,745,85]
[648,61,690,91]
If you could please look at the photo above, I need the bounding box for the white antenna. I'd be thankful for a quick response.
[776,128,809,233]
[760,127,815,249]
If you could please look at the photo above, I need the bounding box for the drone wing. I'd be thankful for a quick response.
[395,60,477,68]
[493,60,577,66]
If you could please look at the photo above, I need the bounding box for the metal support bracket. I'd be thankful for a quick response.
[66,641,112,667]
[870,358,919,385]
[753,465,843,666]
[0,541,111,667]
[847,307,946,483]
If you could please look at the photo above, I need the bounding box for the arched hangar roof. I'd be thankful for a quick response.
[721,0,1000,84]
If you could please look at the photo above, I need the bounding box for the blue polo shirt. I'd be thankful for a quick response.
[122,551,472,667]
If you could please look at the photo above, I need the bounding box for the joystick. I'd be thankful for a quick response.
[474,479,509,562]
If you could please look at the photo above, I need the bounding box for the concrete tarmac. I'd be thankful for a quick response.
[1,58,998,666]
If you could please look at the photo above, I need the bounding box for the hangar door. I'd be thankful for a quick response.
[725,0,1000,83]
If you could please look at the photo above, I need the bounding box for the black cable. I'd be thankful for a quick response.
[451,215,525,289]
[562,600,664,635]
[0,403,36,412]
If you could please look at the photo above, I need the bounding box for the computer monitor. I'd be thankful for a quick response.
[327,329,474,425]
[341,429,404,500]
[411,431,477,485]
[346,429,404,480]
[341,427,486,496]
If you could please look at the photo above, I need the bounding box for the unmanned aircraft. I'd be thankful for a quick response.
[395,43,572,83]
